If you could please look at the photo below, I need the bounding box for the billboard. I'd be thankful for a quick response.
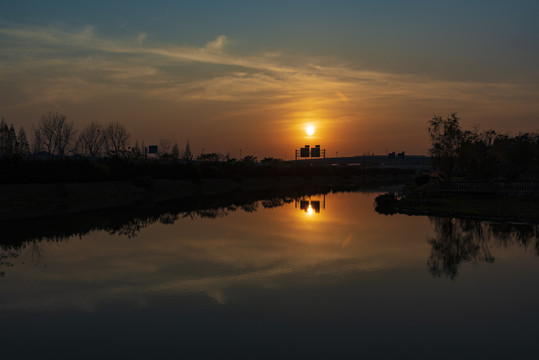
[148,145,158,154]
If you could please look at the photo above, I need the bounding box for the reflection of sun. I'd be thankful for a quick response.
[306,204,314,216]
[306,125,315,136]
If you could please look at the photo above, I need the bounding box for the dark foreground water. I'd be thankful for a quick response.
[1,191,538,359]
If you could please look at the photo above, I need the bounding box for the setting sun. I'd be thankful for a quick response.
[306,125,315,136]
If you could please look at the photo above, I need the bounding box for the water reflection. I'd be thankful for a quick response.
[296,195,326,215]
[1,187,324,245]
[1,190,538,359]
[1,189,538,281]
[427,217,538,279]
[0,187,339,277]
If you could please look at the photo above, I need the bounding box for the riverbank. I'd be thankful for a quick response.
[0,173,413,220]
[374,191,539,223]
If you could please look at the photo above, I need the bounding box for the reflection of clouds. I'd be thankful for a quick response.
[1,193,428,311]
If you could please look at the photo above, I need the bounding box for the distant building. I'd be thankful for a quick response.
[388,151,405,159]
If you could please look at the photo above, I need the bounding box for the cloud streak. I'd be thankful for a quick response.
[1,23,537,155]
[2,24,537,106]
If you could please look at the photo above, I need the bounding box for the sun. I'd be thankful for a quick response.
[306,125,315,136]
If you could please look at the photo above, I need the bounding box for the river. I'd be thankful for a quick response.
[1,190,538,359]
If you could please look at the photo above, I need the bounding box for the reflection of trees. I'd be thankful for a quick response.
[0,248,19,277]
[427,217,538,279]
[1,239,46,277]
[107,218,154,238]
[0,187,336,276]
[261,197,292,209]
[489,222,539,256]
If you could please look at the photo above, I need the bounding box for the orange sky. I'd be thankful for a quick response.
[1,1,538,159]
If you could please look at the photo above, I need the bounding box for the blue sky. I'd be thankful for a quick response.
[1,0,538,157]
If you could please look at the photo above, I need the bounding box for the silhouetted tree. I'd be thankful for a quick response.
[32,128,42,154]
[0,118,19,154]
[0,116,6,152]
[241,155,258,163]
[197,152,220,161]
[172,142,180,159]
[78,121,106,158]
[130,139,143,158]
[105,121,130,156]
[8,124,17,153]
[34,112,76,157]
[183,141,192,160]
[17,126,30,155]
[159,138,172,156]
[427,113,462,177]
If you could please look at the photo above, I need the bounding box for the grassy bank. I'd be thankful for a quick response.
[0,171,415,220]
[375,191,539,223]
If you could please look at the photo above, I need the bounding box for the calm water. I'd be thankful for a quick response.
[1,191,538,359]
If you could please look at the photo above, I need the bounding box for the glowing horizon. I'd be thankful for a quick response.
[1,2,538,159]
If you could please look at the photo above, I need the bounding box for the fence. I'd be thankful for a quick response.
[443,180,539,193]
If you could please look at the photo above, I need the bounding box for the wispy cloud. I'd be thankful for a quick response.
[1,23,538,136]
[137,32,147,45]
[205,35,227,51]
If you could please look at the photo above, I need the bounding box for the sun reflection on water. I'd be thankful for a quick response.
[296,196,325,221]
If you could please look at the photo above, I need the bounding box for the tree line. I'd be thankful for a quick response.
[0,112,194,160]
[428,113,538,180]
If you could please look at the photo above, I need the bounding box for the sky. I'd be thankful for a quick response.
[1,0,538,158]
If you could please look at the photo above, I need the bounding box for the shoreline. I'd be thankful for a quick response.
[0,174,411,221]
[374,192,539,224]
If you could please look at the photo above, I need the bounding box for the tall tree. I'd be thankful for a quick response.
[0,119,17,154]
[78,121,106,158]
[427,113,462,177]
[105,121,130,156]
[0,117,7,153]
[183,141,192,160]
[34,112,76,157]
[17,126,30,155]
[159,138,172,156]
[172,141,180,159]
[7,124,17,154]
[132,139,142,157]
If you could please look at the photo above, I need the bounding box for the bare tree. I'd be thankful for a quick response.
[105,121,130,156]
[34,112,76,157]
[32,128,42,154]
[78,121,106,158]
[159,138,172,156]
